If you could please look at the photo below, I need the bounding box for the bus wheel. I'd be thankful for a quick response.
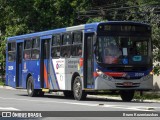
[120,90,135,102]
[63,91,74,98]
[73,76,86,100]
[27,76,37,97]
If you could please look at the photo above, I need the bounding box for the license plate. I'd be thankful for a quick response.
[123,82,133,86]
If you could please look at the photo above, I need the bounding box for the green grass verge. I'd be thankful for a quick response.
[0,79,5,86]
[134,92,160,100]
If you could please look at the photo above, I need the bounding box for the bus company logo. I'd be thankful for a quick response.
[56,63,64,69]
[122,73,127,77]
[56,63,59,69]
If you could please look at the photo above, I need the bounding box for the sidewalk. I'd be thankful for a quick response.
[0,85,160,103]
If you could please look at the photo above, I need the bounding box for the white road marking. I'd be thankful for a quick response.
[0,107,19,111]
[0,97,158,111]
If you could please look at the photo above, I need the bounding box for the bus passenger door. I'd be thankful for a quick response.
[40,36,51,89]
[84,33,94,88]
[16,42,23,87]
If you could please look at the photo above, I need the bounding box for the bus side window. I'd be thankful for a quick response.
[61,33,71,58]
[71,31,82,57]
[32,38,40,59]
[51,34,61,58]
[8,42,16,61]
[24,40,31,60]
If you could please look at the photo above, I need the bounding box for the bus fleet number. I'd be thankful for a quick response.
[135,73,144,77]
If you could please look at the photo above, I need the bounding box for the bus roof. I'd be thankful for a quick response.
[7,21,149,41]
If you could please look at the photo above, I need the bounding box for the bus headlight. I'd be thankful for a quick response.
[96,69,113,81]
[150,70,153,75]
[96,69,103,75]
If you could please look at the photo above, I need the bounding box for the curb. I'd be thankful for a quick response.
[0,85,15,90]
[88,95,160,103]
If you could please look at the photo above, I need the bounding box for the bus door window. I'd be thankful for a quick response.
[84,33,94,87]
[43,40,50,59]
[61,33,72,58]
[32,38,40,59]
[8,42,16,61]
[71,31,82,57]
[51,34,61,58]
[18,43,22,64]
[24,40,31,60]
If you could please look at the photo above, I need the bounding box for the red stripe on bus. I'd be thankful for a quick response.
[93,72,99,77]
[93,72,126,77]
[44,64,50,88]
[79,58,83,67]
[105,72,126,77]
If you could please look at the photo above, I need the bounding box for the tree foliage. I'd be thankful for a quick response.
[0,0,160,76]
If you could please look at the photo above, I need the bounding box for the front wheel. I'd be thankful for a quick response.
[120,90,135,102]
[73,76,87,100]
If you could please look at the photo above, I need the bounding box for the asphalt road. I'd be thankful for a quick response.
[0,87,160,120]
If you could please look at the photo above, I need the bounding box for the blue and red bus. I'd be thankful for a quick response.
[6,21,153,101]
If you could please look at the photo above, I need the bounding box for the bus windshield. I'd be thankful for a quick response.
[95,36,150,65]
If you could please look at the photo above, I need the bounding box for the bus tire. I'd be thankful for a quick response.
[73,76,86,100]
[120,90,135,102]
[27,76,37,97]
[63,91,74,98]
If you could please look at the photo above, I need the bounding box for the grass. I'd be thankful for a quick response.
[134,91,160,100]
[0,78,5,86]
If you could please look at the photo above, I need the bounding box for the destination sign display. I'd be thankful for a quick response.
[98,24,151,32]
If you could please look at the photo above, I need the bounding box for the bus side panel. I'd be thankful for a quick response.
[65,58,81,90]
[50,58,81,90]
[7,62,16,88]
[48,59,59,90]
[22,60,41,89]
[52,59,65,90]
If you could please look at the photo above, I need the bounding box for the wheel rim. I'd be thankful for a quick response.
[74,79,81,97]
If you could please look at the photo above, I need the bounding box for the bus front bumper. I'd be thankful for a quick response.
[94,74,153,90]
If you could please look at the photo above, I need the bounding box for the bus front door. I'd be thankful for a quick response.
[16,42,23,87]
[84,33,94,89]
[40,37,51,89]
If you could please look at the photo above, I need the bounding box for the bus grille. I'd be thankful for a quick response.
[115,83,140,87]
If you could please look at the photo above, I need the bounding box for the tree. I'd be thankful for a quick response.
[0,0,160,77]
[0,0,89,81]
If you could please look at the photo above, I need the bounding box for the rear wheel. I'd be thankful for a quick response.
[73,76,87,100]
[120,90,135,102]
[27,76,37,97]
